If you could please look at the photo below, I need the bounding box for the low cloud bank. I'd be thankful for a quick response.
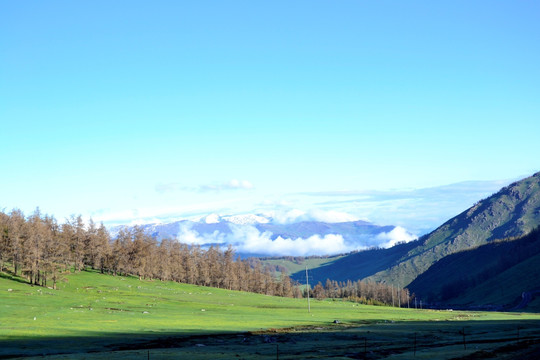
[177,223,352,256]
[176,222,416,256]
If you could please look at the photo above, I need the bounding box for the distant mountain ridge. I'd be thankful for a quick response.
[109,215,411,256]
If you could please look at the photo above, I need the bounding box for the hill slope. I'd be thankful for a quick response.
[282,240,418,285]
[407,227,540,309]
[366,172,540,287]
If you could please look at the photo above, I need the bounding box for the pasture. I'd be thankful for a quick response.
[1,270,539,359]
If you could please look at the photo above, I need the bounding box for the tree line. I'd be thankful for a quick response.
[0,208,298,297]
[0,207,413,307]
[308,279,413,307]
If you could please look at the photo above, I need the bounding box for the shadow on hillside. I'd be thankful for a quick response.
[0,270,29,285]
[3,319,540,359]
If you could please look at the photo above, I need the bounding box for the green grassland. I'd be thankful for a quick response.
[1,270,540,359]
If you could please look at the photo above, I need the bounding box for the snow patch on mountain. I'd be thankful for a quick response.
[222,214,270,225]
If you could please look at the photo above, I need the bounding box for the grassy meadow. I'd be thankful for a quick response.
[1,269,540,359]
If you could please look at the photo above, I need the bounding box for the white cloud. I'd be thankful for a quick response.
[376,226,417,248]
[307,209,359,223]
[240,232,350,257]
[174,223,357,256]
[176,223,227,246]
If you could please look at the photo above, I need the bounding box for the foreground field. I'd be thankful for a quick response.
[1,270,539,359]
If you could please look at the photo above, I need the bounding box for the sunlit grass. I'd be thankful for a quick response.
[1,269,539,358]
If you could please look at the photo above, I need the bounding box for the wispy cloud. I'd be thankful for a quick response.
[301,179,511,200]
[93,202,235,226]
[199,179,254,192]
[297,179,516,235]
[155,179,254,194]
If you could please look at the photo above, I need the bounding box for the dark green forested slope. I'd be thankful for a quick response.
[407,227,540,309]
[366,172,540,287]
[288,240,418,285]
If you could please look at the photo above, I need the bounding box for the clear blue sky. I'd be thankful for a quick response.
[1,1,539,230]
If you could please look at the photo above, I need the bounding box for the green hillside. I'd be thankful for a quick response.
[451,252,540,312]
[408,227,540,309]
[282,241,418,285]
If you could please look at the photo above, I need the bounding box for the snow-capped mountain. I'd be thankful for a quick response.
[109,213,416,257]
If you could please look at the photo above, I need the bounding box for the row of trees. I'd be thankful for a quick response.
[0,207,412,306]
[0,208,297,297]
[309,279,412,307]
[0,208,105,289]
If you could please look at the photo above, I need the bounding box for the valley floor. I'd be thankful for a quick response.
[2,270,540,359]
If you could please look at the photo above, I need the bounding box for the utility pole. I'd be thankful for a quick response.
[306,265,310,313]
[392,285,394,307]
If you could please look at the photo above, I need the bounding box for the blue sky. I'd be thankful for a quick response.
[1,1,539,235]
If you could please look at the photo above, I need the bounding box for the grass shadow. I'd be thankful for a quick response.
[0,270,29,285]
[2,319,540,359]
